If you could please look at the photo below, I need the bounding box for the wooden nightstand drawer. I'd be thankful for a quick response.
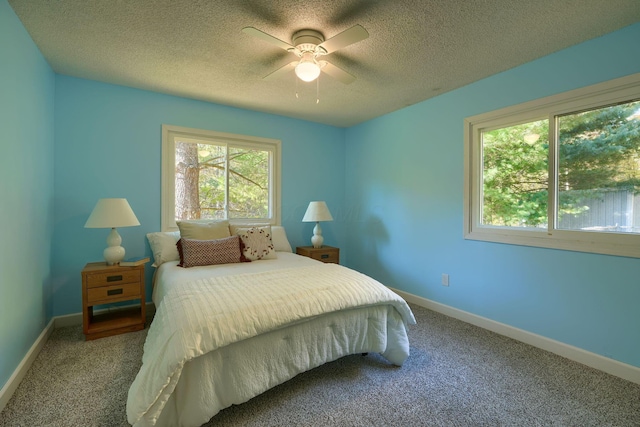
[87,282,141,304]
[86,269,140,288]
[310,250,339,263]
[296,246,340,264]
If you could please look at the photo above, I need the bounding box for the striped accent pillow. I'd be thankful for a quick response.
[177,235,249,268]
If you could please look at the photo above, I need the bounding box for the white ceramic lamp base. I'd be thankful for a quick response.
[311,222,324,248]
[104,227,126,265]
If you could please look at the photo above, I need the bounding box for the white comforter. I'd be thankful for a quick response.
[127,259,415,427]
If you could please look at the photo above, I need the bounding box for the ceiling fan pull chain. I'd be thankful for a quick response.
[316,75,320,104]
[295,74,299,99]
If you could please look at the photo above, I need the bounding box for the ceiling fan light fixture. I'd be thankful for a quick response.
[295,52,321,82]
[243,25,368,86]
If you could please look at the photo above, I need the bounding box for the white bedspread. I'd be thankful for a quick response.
[151,252,321,305]
[127,260,415,427]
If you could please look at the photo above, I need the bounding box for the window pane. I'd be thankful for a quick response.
[557,100,640,233]
[481,120,549,228]
[174,140,271,221]
[175,140,203,221]
[197,143,226,220]
[228,147,269,218]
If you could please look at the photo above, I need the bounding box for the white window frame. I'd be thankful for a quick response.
[161,124,281,231]
[464,73,640,258]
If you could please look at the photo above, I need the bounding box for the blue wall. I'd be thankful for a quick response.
[2,0,639,396]
[0,0,55,390]
[53,76,346,316]
[345,23,640,368]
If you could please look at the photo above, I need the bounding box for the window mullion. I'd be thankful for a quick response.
[476,128,485,227]
[547,113,558,234]
[224,143,230,219]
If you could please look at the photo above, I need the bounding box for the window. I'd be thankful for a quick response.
[162,125,281,231]
[464,73,640,258]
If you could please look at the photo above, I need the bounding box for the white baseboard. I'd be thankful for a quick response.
[393,288,640,385]
[0,301,156,413]
[0,318,55,412]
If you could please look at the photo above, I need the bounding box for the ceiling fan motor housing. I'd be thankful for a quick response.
[292,29,325,54]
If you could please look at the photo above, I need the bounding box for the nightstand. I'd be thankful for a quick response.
[296,246,340,264]
[81,262,146,340]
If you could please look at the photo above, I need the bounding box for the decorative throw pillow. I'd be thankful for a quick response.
[177,220,230,240]
[177,235,248,268]
[147,231,180,267]
[229,223,267,236]
[235,226,277,261]
[229,224,292,252]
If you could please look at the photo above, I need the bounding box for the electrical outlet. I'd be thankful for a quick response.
[441,273,449,287]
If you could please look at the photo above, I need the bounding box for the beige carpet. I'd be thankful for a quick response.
[1,304,639,426]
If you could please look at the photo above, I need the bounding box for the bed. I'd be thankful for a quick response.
[126,224,416,427]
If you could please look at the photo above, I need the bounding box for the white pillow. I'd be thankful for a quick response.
[271,226,292,252]
[235,226,277,260]
[147,231,180,267]
[176,220,230,240]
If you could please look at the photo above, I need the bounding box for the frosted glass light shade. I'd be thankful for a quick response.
[302,201,333,248]
[295,53,321,82]
[85,198,140,265]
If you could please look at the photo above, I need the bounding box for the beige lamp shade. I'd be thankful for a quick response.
[302,201,333,222]
[302,201,333,248]
[85,198,140,265]
[85,198,140,228]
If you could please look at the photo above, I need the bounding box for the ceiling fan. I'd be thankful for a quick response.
[242,25,369,84]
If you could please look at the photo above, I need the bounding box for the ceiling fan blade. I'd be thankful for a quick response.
[320,61,357,84]
[236,4,285,27]
[263,61,297,80]
[329,1,379,27]
[318,25,369,54]
[242,27,294,51]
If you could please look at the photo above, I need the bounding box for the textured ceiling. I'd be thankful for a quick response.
[8,0,640,127]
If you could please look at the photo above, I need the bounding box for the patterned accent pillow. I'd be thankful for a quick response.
[235,226,277,261]
[177,235,249,268]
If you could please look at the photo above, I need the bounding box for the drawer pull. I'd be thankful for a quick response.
[107,288,123,296]
[107,275,123,282]
[321,254,329,259]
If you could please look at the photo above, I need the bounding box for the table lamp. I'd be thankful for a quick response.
[84,198,140,265]
[302,201,333,248]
